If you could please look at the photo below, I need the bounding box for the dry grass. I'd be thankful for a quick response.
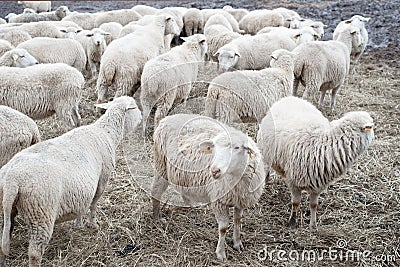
[5,41,400,267]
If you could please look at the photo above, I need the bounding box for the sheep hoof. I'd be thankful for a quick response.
[233,241,244,252]
[216,251,227,261]
[309,223,318,232]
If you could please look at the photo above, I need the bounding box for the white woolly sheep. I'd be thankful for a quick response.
[0,21,63,38]
[99,22,122,45]
[131,5,158,16]
[299,19,327,38]
[257,96,374,230]
[8,6,70,23]
[205,49,295,124]
[153,113,265,261]
[0,105,41,168]
[97,14,180,103]
[23,8,36,14]
[17,1,51,13]
[183,8,204,36]
[238,10,285,35]
[0,96,142,267]
[140,34,207,131]
[202,9,243,34]
[0,29,32,46]
[222,5,249,22]
[0,19,6,24]
[0,48,38,67]
[273,7,300,28]
[215,32,296,72]
[17,37,87,72]
[94,9,142,27]
[333,15,370,74]
[62,12,99,30]
[204,13,233,32]
[0,63,84,128]
[257,26,321,44]
[204,24,242,62]
[157,7,184,50]
[0,40,13,57]
[292,25,362,110]
[76,28,109,78]
[59,26,82,39]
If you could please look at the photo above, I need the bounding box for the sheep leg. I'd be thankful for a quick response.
[318,91,326,107]
[88,176,109,229]
[233,207,244,252]
[303,83,319,102]
[330,86,340,112]
[88,59,97,78]
[292,78,300,96]
[309,192,319,231]
[71,105,81,127]
[28,222,54,267]
[214,205,229,261]
[151,174,169,219]
[154,92,176,125]
[0,207,17,267]
[287,186,301,228]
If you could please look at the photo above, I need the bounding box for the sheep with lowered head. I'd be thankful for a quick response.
[140,34,207,132]
[292,25,362,110]
[0,96,142,267]
[153,113,265,261]
[97,14,180,103]
[333,15,370,74]
[99,22,123,45]
[0,105,41,168]
[94,9,142,27]
[0,63,83,128]
[8,6,70,23]
[238,9,285,35]
[257,96,374,230]
[17,1,51,13]
[215,32,296,72]
[183,8,204,36]
[222,5,249,22]
[205,49,295,124]
[17,37,87,72]
[0,48,38,67]
[257,26,321,44]
[76,28,110,78]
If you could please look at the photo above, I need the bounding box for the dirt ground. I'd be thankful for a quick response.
[0,1,399,266]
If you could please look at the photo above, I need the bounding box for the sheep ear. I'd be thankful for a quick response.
[199,39,206,46]
[77,29,82,33]
[94,102,110,110]
[293,33,301,39]
[363,17,370,22]
[199,140,214,154]
[350,28,358,34]
[323,24,328,28]
[60,29,67,33]
[344,20,352,24]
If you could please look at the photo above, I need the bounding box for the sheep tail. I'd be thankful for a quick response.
[2,184,18,256]
[102,62,116,86]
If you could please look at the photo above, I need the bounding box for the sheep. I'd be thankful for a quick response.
[222,5,249,22]
[257,96,374,230]
[8,6,70,23]
[99,22,122,45]
[273,7,300,28]
[0,63,83,128]
[202,9,243,34]
[0,40,13,57]
[76,28,109,78]
[0,18,6,25]
[59,26,82,39]
[152,113,265,261]
[17,37,87,72]
[0,105,41,168]
[0,21,63,38]
[205,49,295,124]
[215,32,296,72]
[299,19,327,38]
[23,8,36,14]
[158,7,184,50]
[238,10,285,35]
[17,1,51,13]
[140,34,207,132]
[0,48,38,67]
[131,4,158,16]
[96,14,180,104]
[257,26,321,44]
[94,9,142,27]
[0,96,142,267]
[183,8,204,36]
[62,12,99,30]
[0,29,32,46]
[333,15,370,74]
[292,25,362,110]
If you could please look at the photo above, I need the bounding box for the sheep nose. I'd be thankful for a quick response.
[211,167,221,179]
[96,41,100,45]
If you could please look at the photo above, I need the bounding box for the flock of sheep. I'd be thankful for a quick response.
[0,1,376,266]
